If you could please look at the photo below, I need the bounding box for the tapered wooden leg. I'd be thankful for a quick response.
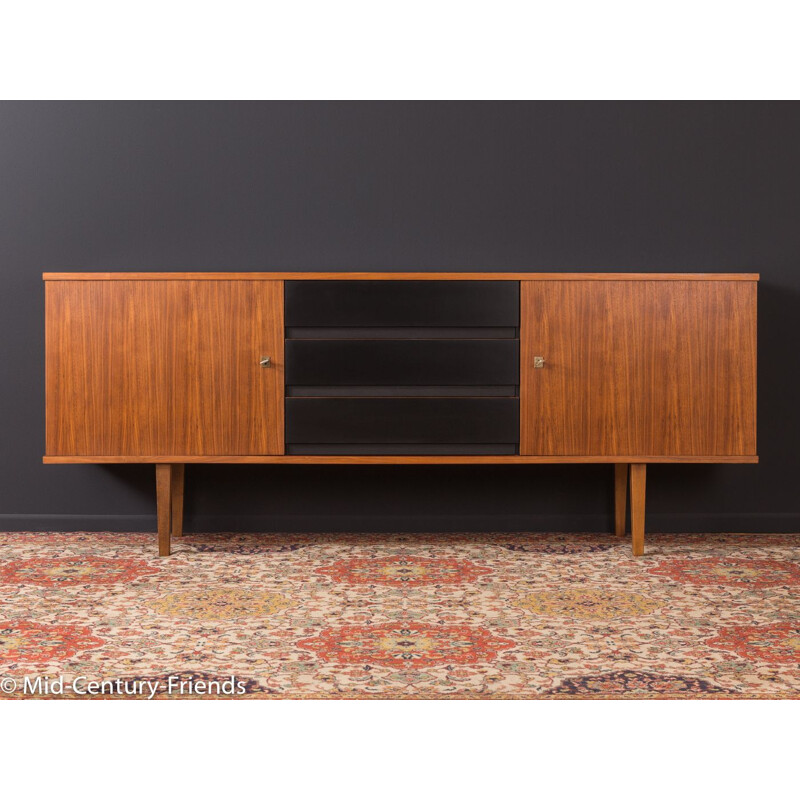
[170,464,185,538]
[156,464,172,557]
[630,463,646,556]
[614,463,628,536]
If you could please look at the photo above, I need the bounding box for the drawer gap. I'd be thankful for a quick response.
[286,327,518,340]
[286,385,518,397]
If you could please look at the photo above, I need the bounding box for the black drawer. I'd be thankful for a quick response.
[285,398,520,444]
[285,339,519,387]
[285,281,519,327]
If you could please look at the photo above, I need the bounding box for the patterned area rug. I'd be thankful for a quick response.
[1,531,799,699]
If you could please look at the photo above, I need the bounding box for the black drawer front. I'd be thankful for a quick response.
[286,398,520,444]
[285,281,519,327]
[285,339,519,387]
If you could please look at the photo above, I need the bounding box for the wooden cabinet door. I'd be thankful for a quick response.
[520,280,757,457]
[46,280,284,456]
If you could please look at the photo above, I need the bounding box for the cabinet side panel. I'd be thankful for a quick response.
[45,281,171,455]
[520,280,757,456]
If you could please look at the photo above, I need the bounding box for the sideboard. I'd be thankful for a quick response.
[43,272,758,556]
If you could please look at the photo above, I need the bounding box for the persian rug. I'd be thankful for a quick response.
[1,531,798,699]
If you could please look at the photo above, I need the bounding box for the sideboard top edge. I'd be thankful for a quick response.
[42,272,761,281]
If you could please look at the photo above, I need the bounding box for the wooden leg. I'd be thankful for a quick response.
[170,464,185,538]
[614,463,628,536]
[630,463,646,556]
[156,464,172,557]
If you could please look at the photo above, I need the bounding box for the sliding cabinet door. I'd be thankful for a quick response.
[519,280,757,457]
[46,280,284,456]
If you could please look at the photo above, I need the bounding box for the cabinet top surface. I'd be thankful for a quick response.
[43,271,759,281]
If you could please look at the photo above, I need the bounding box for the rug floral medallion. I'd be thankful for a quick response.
[1,531,798,699]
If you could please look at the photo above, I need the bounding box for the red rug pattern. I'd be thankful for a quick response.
[1,531,798,698]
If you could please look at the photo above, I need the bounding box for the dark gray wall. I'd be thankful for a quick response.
[1,101,798,533]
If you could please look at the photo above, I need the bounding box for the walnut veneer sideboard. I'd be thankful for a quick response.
[43,272,758,556]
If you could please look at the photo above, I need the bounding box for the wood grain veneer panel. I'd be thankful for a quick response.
[46,280,284,456]
[166,280,284,455]
[520,280,757,456]
[46,281,170,456]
